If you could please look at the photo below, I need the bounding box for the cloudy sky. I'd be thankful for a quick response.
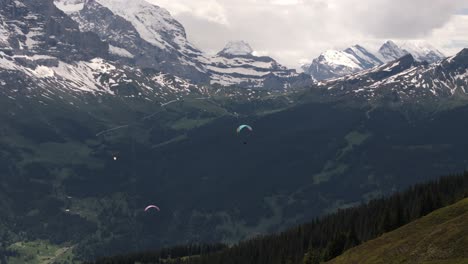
[147,0,468,68]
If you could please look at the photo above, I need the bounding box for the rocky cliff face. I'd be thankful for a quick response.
[0,0,108,62]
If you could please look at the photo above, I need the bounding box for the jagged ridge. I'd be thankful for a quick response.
[304,40,445,81]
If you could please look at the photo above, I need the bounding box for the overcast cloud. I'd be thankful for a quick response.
[148,0,468,68]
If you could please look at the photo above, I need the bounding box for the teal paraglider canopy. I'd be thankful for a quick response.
[236,125,253,134]
[237,125,253,145]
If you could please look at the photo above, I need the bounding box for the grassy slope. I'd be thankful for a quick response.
[7,240,78,264]
[327,198,468,264]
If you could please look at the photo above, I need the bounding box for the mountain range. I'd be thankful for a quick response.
[0,0,311,101]
[1,0,454,100]
[54,0,309,89]
[302,41,446,81]
[316,49,468,101]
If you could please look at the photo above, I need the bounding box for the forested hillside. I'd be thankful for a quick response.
[91,172,468,264]
[328,197,468,264]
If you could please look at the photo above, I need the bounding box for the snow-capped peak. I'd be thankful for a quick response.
[377,40,408,62]
[301,49,366,80]
[219,41,254,56]
[376,40,445,63]
[318,50,361,69]
[381,40,399,49]
[399,41,445,63]
[303,40,445,81]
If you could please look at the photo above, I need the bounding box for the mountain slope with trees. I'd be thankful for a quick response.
[90,172,468,264]
[328,197,468,264]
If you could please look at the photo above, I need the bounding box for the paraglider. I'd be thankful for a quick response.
[111,151,120,161]
[237,125,253,144]
[237,125,253,134]
[144,205,160,212]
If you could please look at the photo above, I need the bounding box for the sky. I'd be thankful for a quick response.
[147,0,468,68]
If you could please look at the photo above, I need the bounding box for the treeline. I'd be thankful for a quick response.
[92,172,468,264]
[91,243,227,264]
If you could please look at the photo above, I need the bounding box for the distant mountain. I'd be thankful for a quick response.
[400,41,446,63]
[304,40,445,81]
[376,40,446,64]
[0,0,312,113]
[376,40,409,62]
[204,41,310,89]
[319,48,468,101]
[328,197,468,264]
[305,46,382,81]
[54,0,209,82]
[52,0,306,89]
[0,0,207,105]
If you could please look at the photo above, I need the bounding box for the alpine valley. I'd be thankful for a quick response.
[1,0,468,262]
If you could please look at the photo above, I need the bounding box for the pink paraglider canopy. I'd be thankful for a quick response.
[144,205,160,212]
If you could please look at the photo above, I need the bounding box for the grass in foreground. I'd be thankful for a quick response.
[327,198,468,264]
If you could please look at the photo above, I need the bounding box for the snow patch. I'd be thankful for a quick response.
[205,56,274,69]
[0,22,10,47]
[32,65,55,77]
[320,50,362,69]
[0,53,20,70]
[13,54,57,61]
[206,65,270,77]
[53,0,85,14]
[109,45,134,58]
[25,29,42,50]
[454,70,468,80]
[345,45,382,66]
[152,73,192,91]
[210,74,263,88]
[14,0,26,8]
[382,61,400,72]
